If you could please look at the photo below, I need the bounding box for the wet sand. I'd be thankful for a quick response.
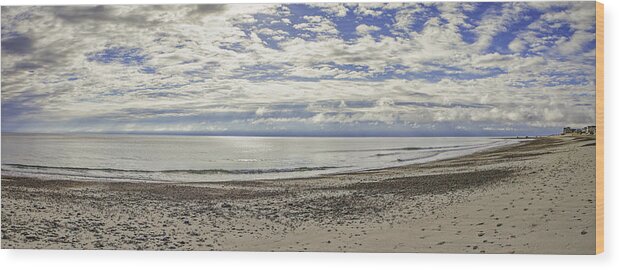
[1,136,596,254]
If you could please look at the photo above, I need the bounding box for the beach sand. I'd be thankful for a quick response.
[1,136,596,254]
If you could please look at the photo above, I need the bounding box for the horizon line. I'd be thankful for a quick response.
[0,131,553,138]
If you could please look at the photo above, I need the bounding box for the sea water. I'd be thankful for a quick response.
[1,133,520,182]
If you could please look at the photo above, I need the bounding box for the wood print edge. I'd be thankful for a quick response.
[595,1,604,255]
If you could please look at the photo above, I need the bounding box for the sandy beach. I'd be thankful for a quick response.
[1,136,596,254]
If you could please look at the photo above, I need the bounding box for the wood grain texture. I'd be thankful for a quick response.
[595,1,604,255]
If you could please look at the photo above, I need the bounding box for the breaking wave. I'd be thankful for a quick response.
[1,163,340,175]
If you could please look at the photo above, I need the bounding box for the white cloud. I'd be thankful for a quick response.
[556,30,595,55]
[508,38,527,52]
[292,15,338,35]
[355,5,383,17]
[356,24,380,36]
[313,3,348,17]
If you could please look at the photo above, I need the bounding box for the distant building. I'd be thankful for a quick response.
[583,126,596,135]
[562,125,595,135]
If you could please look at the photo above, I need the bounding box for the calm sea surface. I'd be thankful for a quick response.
[1,133,520,182]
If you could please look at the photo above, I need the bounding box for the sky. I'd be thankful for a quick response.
[1,2,597,136]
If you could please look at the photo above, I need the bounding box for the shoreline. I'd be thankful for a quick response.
[0,136,527,185]
[1,136,596,253]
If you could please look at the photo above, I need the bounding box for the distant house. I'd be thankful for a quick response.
[583,126,596,135]
[562,126,595,135]
[562,127,573,135]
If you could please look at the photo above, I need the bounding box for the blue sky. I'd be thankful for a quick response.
[1,2,596,136]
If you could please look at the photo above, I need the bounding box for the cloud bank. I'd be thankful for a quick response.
[1,2,596,136]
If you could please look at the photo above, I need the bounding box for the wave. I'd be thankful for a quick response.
[1,163,340,175]
[326,142,495,153]
[396,152,441,162]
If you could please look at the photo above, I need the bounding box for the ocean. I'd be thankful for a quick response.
[1,133,520,183]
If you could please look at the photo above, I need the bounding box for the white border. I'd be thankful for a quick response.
[1,1,617,269]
